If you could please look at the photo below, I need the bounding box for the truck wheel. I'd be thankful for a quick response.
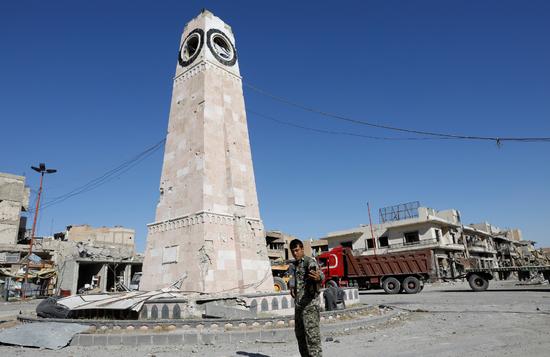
[468,274,489,292]
[273,277,287,292]
[402,276,421,294]
[382,277,401,294]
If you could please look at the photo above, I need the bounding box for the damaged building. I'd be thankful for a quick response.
[266,230,328,262]
[0,172,30,245]
[40,225,143,295]
[1,222,142,299]
[321,202,541,281]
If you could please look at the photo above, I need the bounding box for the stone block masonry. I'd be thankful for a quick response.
[140,10,273,293]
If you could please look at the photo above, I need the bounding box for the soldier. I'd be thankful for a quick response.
[289,239,324,357]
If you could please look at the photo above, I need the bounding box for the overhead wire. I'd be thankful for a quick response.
[243,82,550,143]
[28,139,166,213]
[24,82,550,213]
[248,109,453,141]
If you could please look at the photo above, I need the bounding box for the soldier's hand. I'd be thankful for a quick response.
[308,269,321,282]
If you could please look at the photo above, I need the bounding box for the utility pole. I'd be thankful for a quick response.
[367,202,377,256]
[23,163,57,299]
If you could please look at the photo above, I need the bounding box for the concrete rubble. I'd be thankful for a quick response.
[0,321,90,349]
[1,224,143,300]
[36,288,252,320]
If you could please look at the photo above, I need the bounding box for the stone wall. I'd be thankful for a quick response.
[139,288,360,320]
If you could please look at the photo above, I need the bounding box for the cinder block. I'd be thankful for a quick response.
[228,331,246,343]
[152,334,169,345]
[76,334,93,346]
[107,335,122,345]
[183,332,198,344]
[121,335,138,346]
[167,334,184,345]
[93,335,107,346]
[200,333,215,345]
[245,331,261,341]
[137,334,152,345]
[214,332,230,344]
[260,329,292,342]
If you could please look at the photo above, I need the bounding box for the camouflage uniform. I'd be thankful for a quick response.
[292,255,324,357]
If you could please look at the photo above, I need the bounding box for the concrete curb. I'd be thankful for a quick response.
[68,309,401,347]
[19,304,373,329]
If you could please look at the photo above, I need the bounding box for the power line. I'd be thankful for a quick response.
[28,139,165,214]
[243,82,550,143]
[248,109,454,141]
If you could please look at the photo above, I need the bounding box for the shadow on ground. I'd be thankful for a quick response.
[236,352,271,357]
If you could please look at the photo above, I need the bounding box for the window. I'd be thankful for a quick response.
[162,245,179,264]
[404,231,420,245]
[341,241,353,248]
[378,236,389,247]
[435,229,441,241]
[365,238,374,249]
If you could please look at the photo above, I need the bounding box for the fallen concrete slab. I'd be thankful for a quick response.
[203,301,256,319]
[0,322,90,349]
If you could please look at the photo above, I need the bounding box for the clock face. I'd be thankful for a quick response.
[206,29,237,66]
[178,29,204,67]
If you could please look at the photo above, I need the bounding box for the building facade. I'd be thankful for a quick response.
[0,172,30,245]
[1,224,142,299]
[265,230,327,263]
[322,205,533,280]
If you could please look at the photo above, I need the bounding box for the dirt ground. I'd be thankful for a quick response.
[1,280,549,356]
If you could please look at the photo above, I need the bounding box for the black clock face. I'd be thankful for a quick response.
[206,29,237,66]
[178,29,204,67]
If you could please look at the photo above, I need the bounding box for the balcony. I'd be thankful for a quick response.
[389,238,466,252]
[389,238,439,250]
[467,241,496,254]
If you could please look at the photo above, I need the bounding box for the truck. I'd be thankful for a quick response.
[316,246,433,294]
[463,265,550,292]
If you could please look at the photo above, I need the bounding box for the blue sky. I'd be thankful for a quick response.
[1,0,549,252]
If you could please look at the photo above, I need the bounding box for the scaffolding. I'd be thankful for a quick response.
[379,201,420,223]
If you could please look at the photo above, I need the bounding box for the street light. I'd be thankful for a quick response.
[23,163,57,299]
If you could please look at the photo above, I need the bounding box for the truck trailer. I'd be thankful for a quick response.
[316,246,433,294]
[464,265,550,291]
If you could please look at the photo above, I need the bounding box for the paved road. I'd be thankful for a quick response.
[1,280,549,356]
[0,299,39,320]
[348,280,550,356]
[361,279,550,313]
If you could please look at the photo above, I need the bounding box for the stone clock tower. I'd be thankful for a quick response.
[140,10,274,293]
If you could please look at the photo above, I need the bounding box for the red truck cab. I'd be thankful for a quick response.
[317,246,347,286]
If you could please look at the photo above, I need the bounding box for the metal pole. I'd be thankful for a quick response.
[23,171,44,299]
[367,202,377,256]
[4,277,10,301]
[22,163,57,300]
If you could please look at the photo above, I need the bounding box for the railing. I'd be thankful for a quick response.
[389,238,439,249]
[468,241,488,248]
[0,252,21,263]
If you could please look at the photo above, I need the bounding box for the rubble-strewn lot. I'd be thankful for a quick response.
[1,280,549,356]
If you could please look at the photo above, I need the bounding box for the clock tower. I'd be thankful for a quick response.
[140,10,274,293]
